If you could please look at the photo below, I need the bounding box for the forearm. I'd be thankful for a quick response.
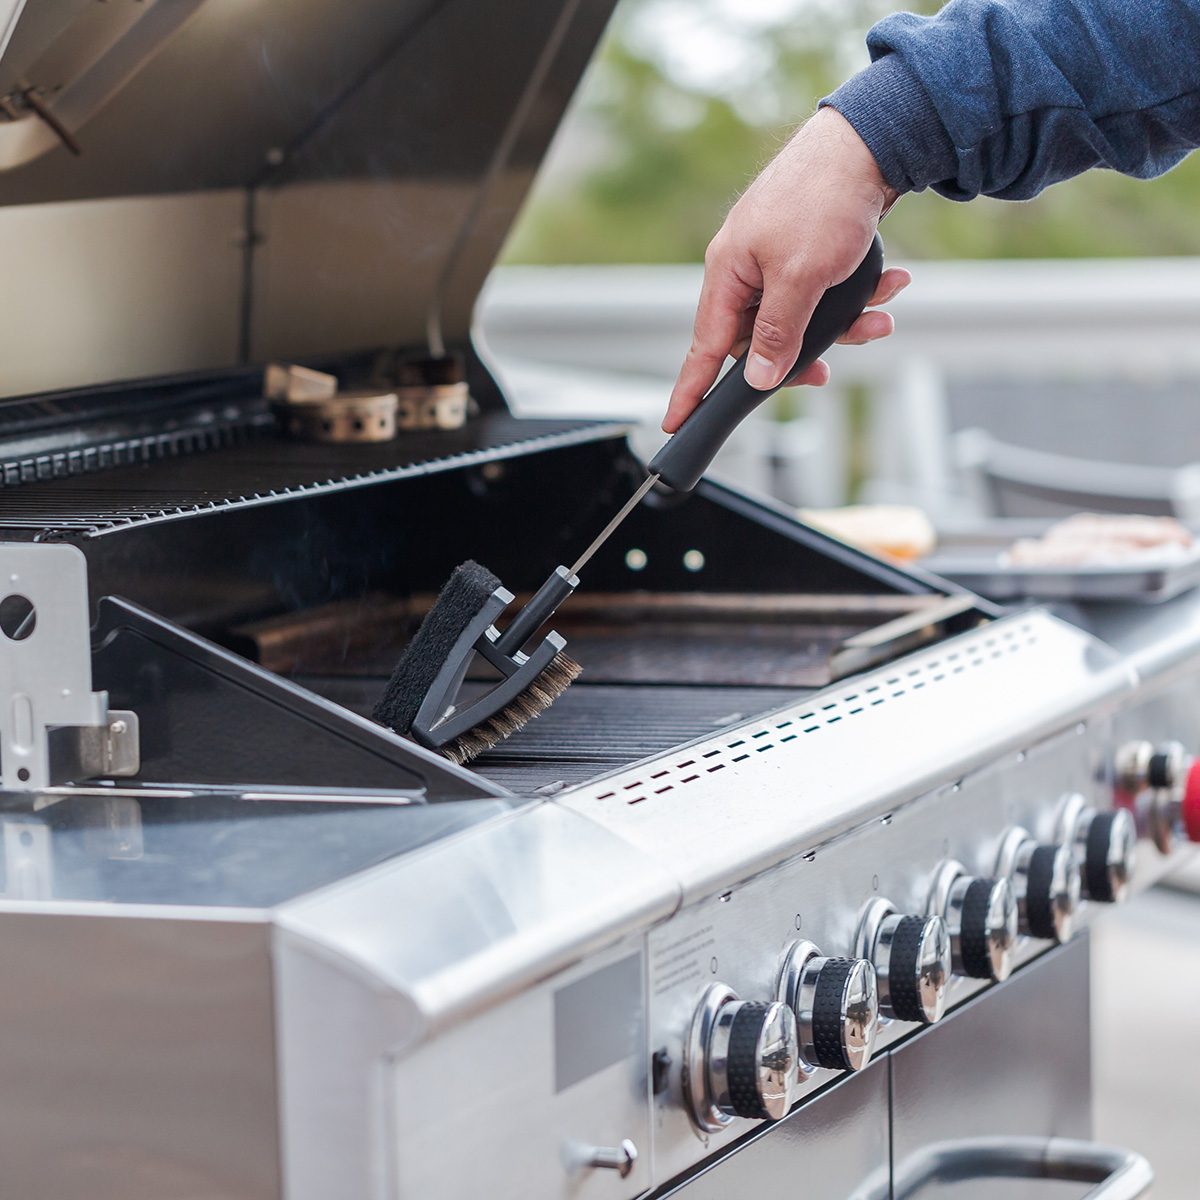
[823,0,1200,201]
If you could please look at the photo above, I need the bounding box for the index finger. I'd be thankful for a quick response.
[664,262,759,432]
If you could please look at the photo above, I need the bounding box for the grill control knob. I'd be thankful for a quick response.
[684,985,799,1133]
[1115,738,1188,793]
[929,861,1018,982]
[997,828,1080,944]
[778,940,878,1073]
[856,899,951,1024]
[1060,797,1138,903]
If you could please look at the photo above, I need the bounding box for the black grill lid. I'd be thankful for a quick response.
[0,0,617,400]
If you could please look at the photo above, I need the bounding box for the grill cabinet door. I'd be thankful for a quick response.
[660,1058,889,1199]
[890,937,1094,1200]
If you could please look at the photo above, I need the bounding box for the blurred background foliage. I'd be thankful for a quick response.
[504,0,1200,264]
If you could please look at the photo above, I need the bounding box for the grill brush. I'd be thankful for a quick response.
[374,235,884,763]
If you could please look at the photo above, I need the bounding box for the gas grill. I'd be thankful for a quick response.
[0,2,1195,1199]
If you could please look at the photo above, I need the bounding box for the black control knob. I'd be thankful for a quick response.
[858,901,952,1025]
[778,941,879,1073]
[685,986,799,1132]
[722,1002,794,1120]
[1081,808,1138,903]
[998,829,1080,944]
[931,863,1018,983]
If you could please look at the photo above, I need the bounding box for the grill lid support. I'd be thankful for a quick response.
[0,541,139,790]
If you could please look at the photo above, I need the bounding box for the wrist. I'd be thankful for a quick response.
[806,106,899,216]
[822,55,958,197]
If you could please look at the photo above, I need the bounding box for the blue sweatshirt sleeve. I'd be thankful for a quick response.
[822,0,1200,201]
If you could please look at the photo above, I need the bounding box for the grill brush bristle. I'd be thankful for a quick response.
[437,650,581,766]
[373,559,581,765]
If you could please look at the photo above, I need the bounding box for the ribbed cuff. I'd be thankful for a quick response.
[821,54,959,196]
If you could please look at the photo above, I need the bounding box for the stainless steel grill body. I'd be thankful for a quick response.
[0,2,1193,1197]
[0,604,1163,1199]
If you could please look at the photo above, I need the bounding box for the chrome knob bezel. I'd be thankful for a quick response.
[684,984,799,1133]
[856,898,951,1025]
[1114,739,1154,796]
[1059,795,1139,899]
[996,827,1080,944]
[928,860,1018,982]
[777,939,878,1074]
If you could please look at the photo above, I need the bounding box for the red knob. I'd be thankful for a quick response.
[1183,759,1200,844]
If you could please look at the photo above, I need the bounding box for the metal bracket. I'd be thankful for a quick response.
[0,543,139,790]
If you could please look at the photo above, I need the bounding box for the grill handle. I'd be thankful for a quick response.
[883,1136,1153,1200]
[648,233,884,492]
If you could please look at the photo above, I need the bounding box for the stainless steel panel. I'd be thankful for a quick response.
[564,611,1134,901]
[1085,586,1200,689]
[276,801,677,1032]
[0,908,279,1200]
[661,1059,889,1200]
[384,937,651,1200]
[273,801,676,1197]
[0,192,245,397]
[890,936,1093,1200]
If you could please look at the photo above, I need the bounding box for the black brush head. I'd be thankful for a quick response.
[440,649,582,766]
[372,560,501,734]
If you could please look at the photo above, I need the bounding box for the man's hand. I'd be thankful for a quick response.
[664,107,910,433]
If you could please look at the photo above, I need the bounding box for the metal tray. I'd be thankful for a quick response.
[921,519,1200,603]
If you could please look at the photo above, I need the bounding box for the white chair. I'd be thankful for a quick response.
[953,427,1200,522]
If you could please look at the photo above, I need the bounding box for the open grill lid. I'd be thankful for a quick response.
[0,0,617,402]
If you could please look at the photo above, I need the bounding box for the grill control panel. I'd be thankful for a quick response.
[647,720,1126,1186]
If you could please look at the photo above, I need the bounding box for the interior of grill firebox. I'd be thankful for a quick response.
[246,588,936,793]
[181,430,970,795]
[3,398,973,797]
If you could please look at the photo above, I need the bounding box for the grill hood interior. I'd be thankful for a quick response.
[0,0,618,399]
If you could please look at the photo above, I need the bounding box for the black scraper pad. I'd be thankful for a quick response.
[372,560,501,734]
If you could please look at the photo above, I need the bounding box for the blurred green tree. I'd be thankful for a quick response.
[504,0,1200,263]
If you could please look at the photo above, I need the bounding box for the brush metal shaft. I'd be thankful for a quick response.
[570,473,659,576]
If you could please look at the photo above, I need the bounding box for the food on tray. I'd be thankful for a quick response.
[1005,513,1194,567]
[800,505,937,561]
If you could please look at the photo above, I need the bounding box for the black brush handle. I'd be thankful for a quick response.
[649,233,885,492]
[493,566,578,655]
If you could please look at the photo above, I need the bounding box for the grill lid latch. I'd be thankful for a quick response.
[0,542,139,791]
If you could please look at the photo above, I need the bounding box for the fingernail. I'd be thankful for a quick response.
[745,353,776,389]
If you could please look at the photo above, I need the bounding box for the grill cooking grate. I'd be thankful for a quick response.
[301,676,802,794]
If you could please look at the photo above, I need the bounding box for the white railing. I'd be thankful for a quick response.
[479,258,1200,514]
